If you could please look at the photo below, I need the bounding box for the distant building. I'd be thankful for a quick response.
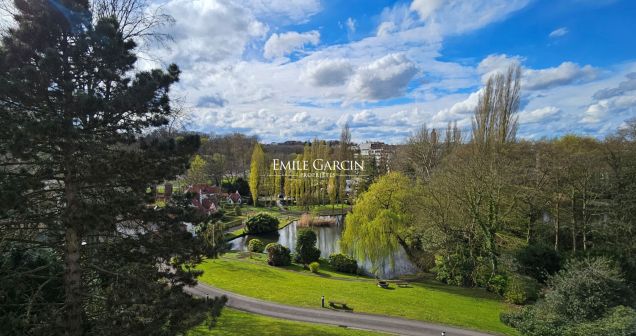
[357,142,395,168]
[227,191,242,205]
[186,184,225,215]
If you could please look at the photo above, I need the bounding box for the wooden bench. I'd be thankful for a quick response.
[377,280,389,289]
[396,281,410,288]
[329,301,350,310]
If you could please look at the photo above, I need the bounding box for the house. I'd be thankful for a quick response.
[227,191,242,205]
[186,184,226,215]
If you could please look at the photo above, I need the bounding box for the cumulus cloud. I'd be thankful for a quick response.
[523,62,598,90]
[433,89,482,123]
[519,106,561,123]
[263,30,320,59]
[478,54,523,82]
[409,0,529,37]
[549,27,569,38]
[347,53,419,101]
[197,94,228,107]
[593,72,636,100]
[303,59,354,87]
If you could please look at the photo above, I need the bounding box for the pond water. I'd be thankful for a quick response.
[228,215,417,278]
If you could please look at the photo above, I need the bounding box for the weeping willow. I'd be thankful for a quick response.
[340,172,412,274]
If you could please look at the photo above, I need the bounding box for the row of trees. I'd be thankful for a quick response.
[248,125,361,207]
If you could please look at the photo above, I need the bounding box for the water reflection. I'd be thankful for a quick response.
[229,215,417,278]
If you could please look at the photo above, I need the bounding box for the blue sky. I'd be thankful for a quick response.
[139,0,636,143]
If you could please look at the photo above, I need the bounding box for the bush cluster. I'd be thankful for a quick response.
[247,238,264,253]
[504,275,539,305]
[245,213,279,234]
[265,243,291,266]
[328,253,358,274]
[309,262,320,273]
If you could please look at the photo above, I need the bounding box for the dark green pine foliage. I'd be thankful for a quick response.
[0,1,224,335]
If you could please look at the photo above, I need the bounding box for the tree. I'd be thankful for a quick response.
[249,143,265,205]
[341,172,416,273]
[185,154,208,185]
[0,2,223,335]
[294,229,321,265]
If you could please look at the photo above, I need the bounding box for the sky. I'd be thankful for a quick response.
[34,1,636,143]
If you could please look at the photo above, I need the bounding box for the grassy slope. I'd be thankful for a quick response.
[187,308,386,336]
[197,254,518,335]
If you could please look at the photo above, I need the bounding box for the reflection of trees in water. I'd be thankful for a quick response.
[230,216,416,278]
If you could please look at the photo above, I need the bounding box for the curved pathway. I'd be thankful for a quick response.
[185,282,496,336]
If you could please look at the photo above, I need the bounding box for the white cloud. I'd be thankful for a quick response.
[263,30,320,59]
[347,53,419,101]
[433,89,482,123]
[478,54,524,82]
[593,72,636,99]
[409,0,530,37]
[523,62,598,90]
[549,27,569,38]
[519,106,561,123]
[303,59,353,87]
[410,0,443,20]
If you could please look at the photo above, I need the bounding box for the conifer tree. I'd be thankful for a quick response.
[0,1,224,335]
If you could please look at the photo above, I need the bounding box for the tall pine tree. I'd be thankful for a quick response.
[0,1,223,335]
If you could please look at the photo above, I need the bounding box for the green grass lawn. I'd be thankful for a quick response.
[187,308,386,336]
[197,253,518,335]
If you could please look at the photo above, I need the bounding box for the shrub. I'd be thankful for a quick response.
[516,244,561,283]
[234,206,241,216]
[504,275,539,305]
[294,229,321,264]
[265,243,291,266]
[433,254,475,287]
[545,257,632,322]
[245,213,279,234]
[247,239,264,253]
[328,253,358,274]
[502,257,636,336]
[487,274,508,296]
[309,261,320,273]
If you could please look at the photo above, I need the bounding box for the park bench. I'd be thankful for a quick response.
[377,280,389,289]
[396,281,410,288]
[329,301,350,310]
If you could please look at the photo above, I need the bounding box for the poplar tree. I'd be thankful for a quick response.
[249,143,265,205]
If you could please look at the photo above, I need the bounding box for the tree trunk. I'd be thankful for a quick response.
[63,179,82,336]
[554,197,560,251]
[571,191,576,253]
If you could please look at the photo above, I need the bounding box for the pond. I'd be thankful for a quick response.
[228,215,417,278]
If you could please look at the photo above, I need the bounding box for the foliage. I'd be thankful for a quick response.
[265,243,291,266]
[341,172,414,272]
[0,2,224,335]
[195,220,226,257]
[0,244,64,336]
[545,257,633,322]
[516,244,561,283]
[222,177,250,196]
[249,143,265,205]
[186,154,208,185]
[503,257,636,335]
[245,213,280,234]
[309,262,320,273]
[487,274,508,296]
[504,275,539,305]
[247,239,265,253]
[294,229,321,265]
[328,253,358,274]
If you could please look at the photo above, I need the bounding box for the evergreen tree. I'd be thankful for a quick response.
[0,2,224,335]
